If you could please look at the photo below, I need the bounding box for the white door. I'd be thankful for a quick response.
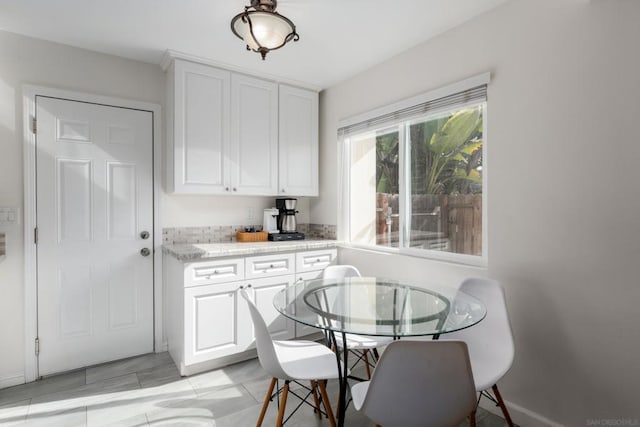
[249,276,296,342]
[278,84,319,196]
[172,60,231,194]
[35,96,154,376]
[184,282,251,365]
[230,73,278,195]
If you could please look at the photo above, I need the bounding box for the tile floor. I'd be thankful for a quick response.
[0,352,510,426]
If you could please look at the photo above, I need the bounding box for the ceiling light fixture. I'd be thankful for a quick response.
[230,0,299,60]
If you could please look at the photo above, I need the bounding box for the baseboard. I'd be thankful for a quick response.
[155,340,168,352]
[179,349,259,376]
[479,396,565,427]
[0,372,25,390]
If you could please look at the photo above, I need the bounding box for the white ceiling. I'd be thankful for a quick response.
[0,0,507,89]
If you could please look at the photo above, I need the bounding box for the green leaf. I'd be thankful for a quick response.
[430,109,481,155]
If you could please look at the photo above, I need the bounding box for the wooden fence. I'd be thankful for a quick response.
[376,193,482,256]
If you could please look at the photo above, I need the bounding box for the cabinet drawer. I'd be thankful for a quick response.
[296,249,337,273]
[246,253,295,279]
[185,258,245,287]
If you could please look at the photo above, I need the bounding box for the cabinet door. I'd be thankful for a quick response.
[278,85,319,196]
[173,60,231,194]
[247,275,296,342]
[231,74,278,195]
[294,271,325,338]
[184,282,251,365]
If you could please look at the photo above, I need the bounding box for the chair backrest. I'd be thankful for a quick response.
[322,264,361,280]
[240,289,288,379]
[446,277,515,389]
[361,340,476,427]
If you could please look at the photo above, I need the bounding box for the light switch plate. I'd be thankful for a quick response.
[0,207,20,225]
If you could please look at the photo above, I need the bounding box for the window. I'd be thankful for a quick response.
[340,75,488,264]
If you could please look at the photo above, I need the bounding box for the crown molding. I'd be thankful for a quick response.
[160,49,321,92]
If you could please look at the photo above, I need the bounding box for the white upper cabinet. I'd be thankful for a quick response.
[278,85,319,197]
[169,60,231,194]
[166,57,319,196]
[230,74,278,195]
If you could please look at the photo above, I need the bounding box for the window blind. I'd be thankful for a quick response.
[338,84,487,138]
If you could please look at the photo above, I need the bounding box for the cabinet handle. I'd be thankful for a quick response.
[239,285,244,289]
[316,258,321,262]
[281,189,285,193]
[233,187,237,192]
[213,270,218,274]
[247,284,252,288]
[225,187,230,191]
[269,264,274,268]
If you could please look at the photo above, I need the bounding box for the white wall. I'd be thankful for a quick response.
[314,0,640,425]
[161,195,309,227]
[0,31,311,387]
[0,31,165,386]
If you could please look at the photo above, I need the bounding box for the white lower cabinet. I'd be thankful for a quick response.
[184,281,251,366]
[294,271,325,337]
[165,247,336,375]
[247,275,296,342]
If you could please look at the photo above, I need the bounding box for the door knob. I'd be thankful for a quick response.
[140,248,151,257]
[140,231,150,240]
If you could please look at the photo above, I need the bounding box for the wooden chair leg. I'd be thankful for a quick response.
[469,408,477,427]
[257,377,277,427]
[363,350,372,379]
[491,384,514,427]
[310,380,322,419]
[318,380,336,427]
[275,380,290,427]
[372,348,380,361]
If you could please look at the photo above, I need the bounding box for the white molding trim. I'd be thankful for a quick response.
[479,398,564,427]
[22,85,164,382]
[0,372,26,390]
[160,49,321,92]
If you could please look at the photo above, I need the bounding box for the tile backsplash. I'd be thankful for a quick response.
[163,224,336,244]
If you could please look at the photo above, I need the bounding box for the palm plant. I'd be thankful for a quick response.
[376,132,399,193]
[410,107,483,195]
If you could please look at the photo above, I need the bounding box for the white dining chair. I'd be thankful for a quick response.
[240,289,338,427]
[444,277,515,426]
[351,340,477,427]
[321,265,393,379]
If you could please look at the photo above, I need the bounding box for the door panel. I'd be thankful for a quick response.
[174,61,230,193]
[230,74,278,195]
[36,96,154,376]
[278,85,318,196]
[184,282,251,365]
[106,162,137,240]
[249,275,295,342]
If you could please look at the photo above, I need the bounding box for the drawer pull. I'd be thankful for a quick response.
[270,264,274,268]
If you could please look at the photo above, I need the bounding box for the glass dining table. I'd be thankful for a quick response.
[273,276,487,427]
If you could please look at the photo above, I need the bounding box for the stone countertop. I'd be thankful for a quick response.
[162,239,341,262]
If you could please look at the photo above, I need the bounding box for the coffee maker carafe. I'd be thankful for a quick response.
[277,198,298,232]
[269,198,305,241]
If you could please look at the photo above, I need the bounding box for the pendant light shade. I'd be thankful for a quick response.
[231,0,299,60]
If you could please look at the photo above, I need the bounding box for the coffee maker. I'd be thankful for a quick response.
[268,198,305,241]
